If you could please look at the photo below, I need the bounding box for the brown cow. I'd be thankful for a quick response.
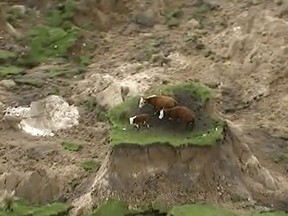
[138,95,179,114]
[158,106,195,129]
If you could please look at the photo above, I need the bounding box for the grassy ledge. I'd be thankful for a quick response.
[90,200,288,216]
[0,200,70,216]
[108,82,224,147]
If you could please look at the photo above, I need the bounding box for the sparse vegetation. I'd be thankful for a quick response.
[90,200,288,216]
[61,141,82,152]
[168,203,238,216]
[81,159,99,172]
[163,7,182,28]
[134,36,166,62]
[17,25,81,68]
[108,82,224,146]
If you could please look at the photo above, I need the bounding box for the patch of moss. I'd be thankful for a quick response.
[0,66,25,77]
[81,160,99,172]
[90,200,129,216]
[0,200,70,216]
[168,203,239,216]
[0,50,17,62]
[108,82,224,147]
[61,141,82,152]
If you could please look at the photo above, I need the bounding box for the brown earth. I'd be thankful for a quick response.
[1,0,288,215]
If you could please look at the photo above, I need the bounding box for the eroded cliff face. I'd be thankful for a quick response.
[70,123,288,216]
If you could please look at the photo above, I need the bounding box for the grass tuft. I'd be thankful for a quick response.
[81,160,99,172]
[61,141,82,152]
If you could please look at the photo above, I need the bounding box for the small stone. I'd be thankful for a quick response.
[183,18,201,30]
[0,79,16,89]
[133,12,156,27]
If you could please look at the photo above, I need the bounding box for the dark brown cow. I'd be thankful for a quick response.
[158,106,195,129]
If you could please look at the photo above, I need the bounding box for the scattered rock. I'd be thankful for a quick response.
[183,18,201,30]
[0,79,16,90]
[133,11,156,27]
[9,5,26,16]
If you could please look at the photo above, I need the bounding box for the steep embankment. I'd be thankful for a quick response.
[70,83,288,216]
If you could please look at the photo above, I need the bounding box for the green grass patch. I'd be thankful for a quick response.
[0,50,17,62]
[168,203,238,216]
[81,160,99,172]
[0,66,25,77]
[17,25,81,67]
[90,200,288,216]
[90,200,129,216]
[108,82,224,147]
[0,200,70,216]
[61,141,82,152]
[46,0,82,29]
[189,2,216,21]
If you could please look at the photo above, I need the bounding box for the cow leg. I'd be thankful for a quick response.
[134,124,140,131]
[186,121,194,130]
[145,121,150,128]
[153,107,158,115]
